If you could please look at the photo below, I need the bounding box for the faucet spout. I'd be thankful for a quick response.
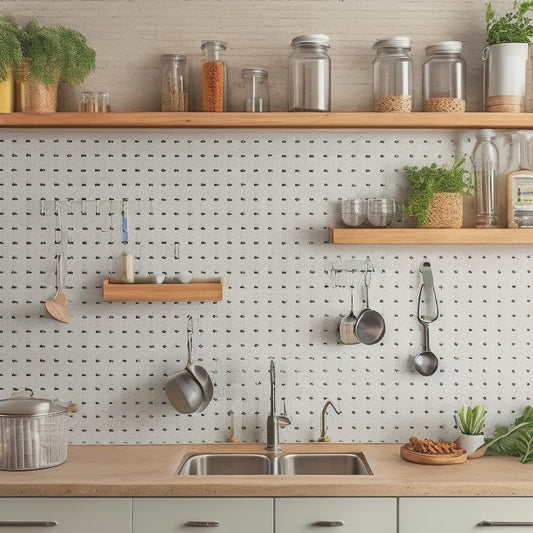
[266,360,291,452]
[318,399,341,442]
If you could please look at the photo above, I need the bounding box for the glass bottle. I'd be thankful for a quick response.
[372,36,413,112]
[201,40,227,112]
[289,34,331,112]
[472,129,499,228]
[241,68,270,112]
[422,41,466,112]
[161,54,189,112]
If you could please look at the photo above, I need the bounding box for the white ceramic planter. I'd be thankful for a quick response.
[455,433,486,458]
[483,43,529,112]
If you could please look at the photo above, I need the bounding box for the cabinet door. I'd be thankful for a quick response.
[133,497,273,533]
[399,497,533,533]
[0,498,131,533]
[275,497,396,533]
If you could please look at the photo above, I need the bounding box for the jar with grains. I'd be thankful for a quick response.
[241,68,270,112]
[201,40,227,112]
[372,36,413,112]
[161,54,189,112]
[422,42,466,112]
[289,34,331,112]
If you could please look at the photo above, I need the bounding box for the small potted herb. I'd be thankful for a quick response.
[0,16,24,112]
[403,158,473,228]
[484,1,533,112]
[454,404,487,458]
[19,20,96,112]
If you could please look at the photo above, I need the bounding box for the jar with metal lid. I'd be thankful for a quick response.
[201,39,227,112]
[372,36,413,112]
[241,68,270,112]
[161,54,189,112]
[422,41,466,112]
[289,34,331,112]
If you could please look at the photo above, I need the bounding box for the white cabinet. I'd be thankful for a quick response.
[133,497,273,533]
[275,497,397,533]
[399,497,533,533]
[0,498,131,533]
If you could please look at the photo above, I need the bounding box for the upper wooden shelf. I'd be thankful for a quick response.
[2,112,533,129]
[329,227,533,244]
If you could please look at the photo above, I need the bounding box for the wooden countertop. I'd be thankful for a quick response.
[1,443,531,497]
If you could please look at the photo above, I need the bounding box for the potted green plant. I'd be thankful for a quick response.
[403,158,473,228]
[484,1,533,112]
[0,16,24,112]
[454,404,487,458]
[19,20,96,112]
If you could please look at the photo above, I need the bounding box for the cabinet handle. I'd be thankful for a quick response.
[184,521,221,528]
[312,520,346,527]
[478,522,533,527]
[0,521,58,527]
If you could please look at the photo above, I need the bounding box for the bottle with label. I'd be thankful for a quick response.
[471,129,499,228]
[289,34,331,112]
[201,40,227,112]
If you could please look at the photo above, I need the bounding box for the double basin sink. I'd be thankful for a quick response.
[178,452,372,476]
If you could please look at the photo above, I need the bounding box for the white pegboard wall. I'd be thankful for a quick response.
[0,129,532,445]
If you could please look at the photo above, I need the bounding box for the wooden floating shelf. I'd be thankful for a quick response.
[329,227,533,245]
[2,112,533,129]
[102,278,224,302]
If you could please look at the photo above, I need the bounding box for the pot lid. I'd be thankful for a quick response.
[0,390,68,415]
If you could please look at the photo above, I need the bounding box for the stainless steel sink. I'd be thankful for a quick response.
[178,452,372,476]
[280,453,372,475]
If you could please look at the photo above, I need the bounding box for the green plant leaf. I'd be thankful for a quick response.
[456,404,486,435]
[486,1,533,44]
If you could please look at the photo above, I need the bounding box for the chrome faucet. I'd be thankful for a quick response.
[318,399,341,442]
[266,360,291,452]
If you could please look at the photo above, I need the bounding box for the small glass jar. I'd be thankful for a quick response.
[422,41,466,112]
[201,39,227,112]
[80,91,111,113]
[289,34,331,112]
[372,36,413,112]
[161,54,189,112]
[241,68,270,112]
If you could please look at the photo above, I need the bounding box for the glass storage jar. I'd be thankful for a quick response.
[241,68,270,112]
[201,40,227,112]
[422,41,466,112]
[289,34,331,112]
[161,54,189,112]
[372,36,413,112]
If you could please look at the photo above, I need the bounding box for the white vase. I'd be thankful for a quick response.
[455,434,486,458]
[483,43,529,112]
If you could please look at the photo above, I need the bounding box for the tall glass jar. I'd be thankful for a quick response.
[241,68,270,112]
[201,40,227,112]
[161,54,189,112]
[372,36,413,112]
[289,34,331,112]
[422,41,466,112]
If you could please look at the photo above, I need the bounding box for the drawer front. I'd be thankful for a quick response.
[0,498,131,533]
[133,497,273,533]
[400,497,533,533]
[275,497,397,533]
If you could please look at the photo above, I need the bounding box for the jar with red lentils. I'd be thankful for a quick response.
[201,39,227,112]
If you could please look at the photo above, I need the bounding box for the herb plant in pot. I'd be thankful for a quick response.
[403,158,474,228]
[0,16,24,112]
[454,404,487,458]
[484,1,533,112]
[19,21,96,112]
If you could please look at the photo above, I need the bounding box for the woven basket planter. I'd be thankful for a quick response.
[425,192,463,228]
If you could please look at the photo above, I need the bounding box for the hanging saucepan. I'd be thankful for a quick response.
[0,389,78,471]
[354,269,386,345]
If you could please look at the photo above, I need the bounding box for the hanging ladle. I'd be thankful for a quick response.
[414,261,439,376]
[44,253,72,323]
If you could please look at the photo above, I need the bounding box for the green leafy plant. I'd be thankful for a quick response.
[457,404,487,435]
[403,158,473,228]
[486,1,533,44]
[0,16,24,82]
[487,406,533,464]
[20,20,96,86]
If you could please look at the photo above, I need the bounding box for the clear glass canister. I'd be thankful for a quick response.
[422,41,466,112]
[241,68,270,112]
[289,34,331,112]
[201,39,227,112]
[373,36,413,112]
[161,54,189,112]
